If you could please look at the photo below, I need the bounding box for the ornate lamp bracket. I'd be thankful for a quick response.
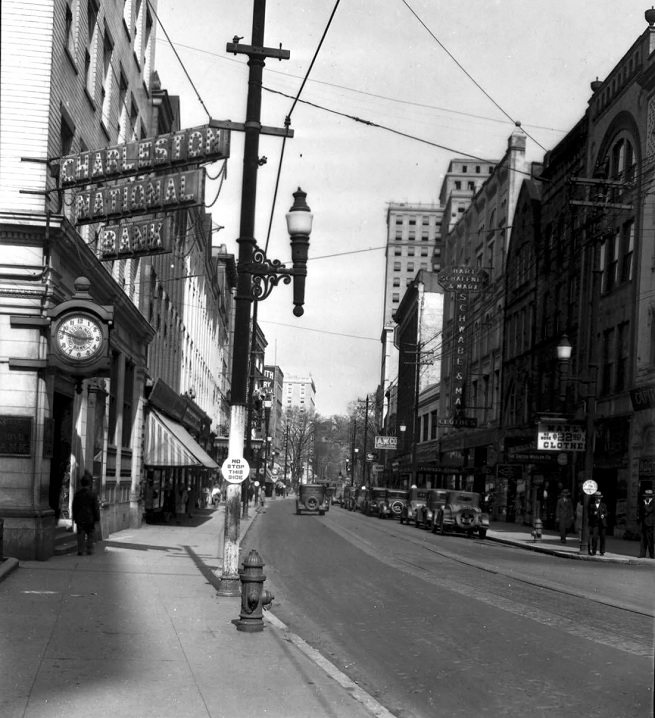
[245,246,294,302]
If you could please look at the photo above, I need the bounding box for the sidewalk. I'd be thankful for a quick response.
[487,520,653,564]
[0,503,388,718]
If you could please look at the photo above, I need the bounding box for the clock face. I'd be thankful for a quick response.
[55,314,104,361]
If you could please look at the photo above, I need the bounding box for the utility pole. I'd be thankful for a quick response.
[218,0,290,596]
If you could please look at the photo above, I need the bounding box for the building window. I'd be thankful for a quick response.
[101,25,114,128]
[455,181,461,190]
[395,232,403,240]
[407,262,414,272]
[616,321,629,391]
[462,165,468,173]
[392,293,399,303]
[602,231,620,293]
[394,247,402,256]
[421,247,428,256]
[395,217,403,225]
[621,221,634,283]
[421,232,429,241]
[409,218,416,226]
[60,115,75,155]
[407,247,415,256]
[422,415,429,442]
[601,328,615,395]
[65,1,77,58]
[408,232,415,241]
[393,261,401,271]
[393,278,400,287]
[430,410,437,440]
[86,0,98,96]
[121,361,135,447]
[422,217,430,225]
[468,181,475,191]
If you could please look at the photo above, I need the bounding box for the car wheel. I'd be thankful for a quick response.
[319,510,325,516]
[478,528,487,539]
[306,497,319,511]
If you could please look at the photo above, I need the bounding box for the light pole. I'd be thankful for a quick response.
[399,422,407,489]
[218,2,313,596]
[557,334,597,555]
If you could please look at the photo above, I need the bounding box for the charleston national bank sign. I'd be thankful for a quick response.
[59,123,230,260]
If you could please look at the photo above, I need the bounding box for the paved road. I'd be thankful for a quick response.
[246,499,654,718]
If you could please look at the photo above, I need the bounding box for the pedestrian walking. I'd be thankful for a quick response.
[174,485,188,524]
[211,485,220,507]
[588,491,608,556]
[259,486,266,510]
[575,497,583,535]
[187,485,197,518]
[72,473,101,556]
[555,489,574,543]
[638,488,655,559]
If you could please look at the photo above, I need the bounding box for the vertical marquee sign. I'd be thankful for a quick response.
[438,267,488,427]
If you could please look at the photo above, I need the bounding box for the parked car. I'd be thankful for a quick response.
[364,487,388,516]
[400,488,429,525]
[434,490,489,538]
[379,489,409,520]
[296,484,329,515]
[354,486,368,512]
[415,489,448,530]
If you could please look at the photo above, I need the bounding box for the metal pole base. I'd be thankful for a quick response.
[216,576,241,597]
[236,617,265,632]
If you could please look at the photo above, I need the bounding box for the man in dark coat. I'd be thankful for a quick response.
[588,491,608,556]
[72,473,101,555]
[638,489,655,559]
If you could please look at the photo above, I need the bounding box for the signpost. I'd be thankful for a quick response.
[221,457,250,484]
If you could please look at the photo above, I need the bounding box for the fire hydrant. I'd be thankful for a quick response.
[236,549,274,633]
[531,517,543,541]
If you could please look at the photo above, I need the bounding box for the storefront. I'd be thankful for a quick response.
[142,380,218,522]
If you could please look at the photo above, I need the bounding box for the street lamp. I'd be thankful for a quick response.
[556,333,596,556]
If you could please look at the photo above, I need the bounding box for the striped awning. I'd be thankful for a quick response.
[144,409,219,469]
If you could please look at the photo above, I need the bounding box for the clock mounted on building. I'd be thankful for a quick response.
[53,311,106,363]
[47,276,114,380]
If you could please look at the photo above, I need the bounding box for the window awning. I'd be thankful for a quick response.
[144,409,219,469]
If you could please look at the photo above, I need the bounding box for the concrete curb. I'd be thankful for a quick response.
[487,534,649,565]
[0,557,19,583]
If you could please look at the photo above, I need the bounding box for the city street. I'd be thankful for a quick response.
[244,498,654,718]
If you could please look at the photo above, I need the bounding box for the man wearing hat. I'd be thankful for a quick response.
[555,489,574,544]
[588,491,608,556]
[638,489,654,559]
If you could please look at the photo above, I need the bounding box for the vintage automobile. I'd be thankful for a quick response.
[342,486,355,510]
[379,489,408,520]
[434,490,489,538]
[354,486,368,512]
[296,484,329,515]
[414,488,448,531]
[400,487,429,525]
[364,487,388,517]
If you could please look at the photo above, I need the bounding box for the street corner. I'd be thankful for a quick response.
[0,557,20,583]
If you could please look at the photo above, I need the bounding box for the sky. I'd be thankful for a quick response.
[153,0,649,416]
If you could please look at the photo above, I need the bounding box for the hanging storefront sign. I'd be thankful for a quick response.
[630,383,655,411]
[374,435,398,449]
[437,266,488,292]
[59,124,230,189]
[99,216,170,260]
[537,423,586,452]
[74,169,204,226]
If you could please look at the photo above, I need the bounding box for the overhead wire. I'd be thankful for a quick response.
[399,0,548,153]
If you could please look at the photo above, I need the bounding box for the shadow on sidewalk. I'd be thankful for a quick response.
[183,545,222,591]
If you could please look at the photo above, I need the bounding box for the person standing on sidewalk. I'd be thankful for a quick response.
[555,489,574,544]
[72,473,100,556]
[638,489,655,559]
[588,491,608,556]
